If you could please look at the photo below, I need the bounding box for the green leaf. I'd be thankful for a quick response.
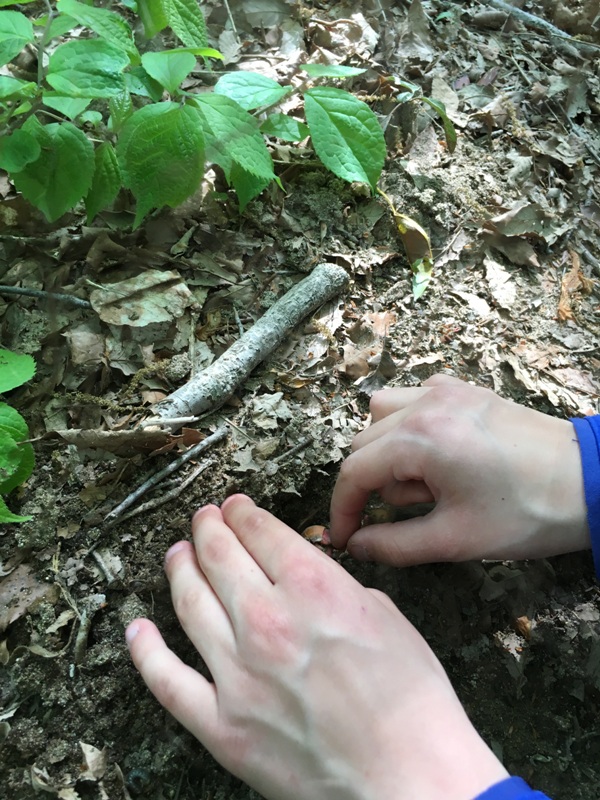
[0,128,40,172]
[57,0,138,58]
[46,14,76,40]
[304,86,385,190]
[0,440,34,495]
[0,10,34,66]
[13,119,95,221]
[301,64,367,78]
[125,66,164,100]
[0,494,30,523]
[261,113,309,142]
[0,0,38,5]
[193,94,275,180]
[47,39,129,98]
[214,72,290,111]
[173,46,222,59]
[411,257,433,300]
[85,142,122,222]
[42,92,91,119]
[0,75,36,100]
[0,403,28,441]
[117,102,204,227]
[80,109,103,126]
[0,350,35,393]
[137,0,168,39]
[229,163,270,211]
[162,0,207,47]
[141,50,195,94]
[420,95,457,154]
[108,90,133,131]
[0,429,21,482]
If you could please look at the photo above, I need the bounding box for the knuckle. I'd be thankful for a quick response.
[173,585,204,621]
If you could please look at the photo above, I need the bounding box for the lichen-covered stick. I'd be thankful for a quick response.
[151,262,350,421]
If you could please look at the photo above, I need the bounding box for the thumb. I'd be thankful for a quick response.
[346,514,459,567]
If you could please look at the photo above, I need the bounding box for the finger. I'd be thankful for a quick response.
[192,504,273,607]
[329,433,427,549]
[352,407,413,451]
[378,479,435,506]
[165,540,235,667]
[346,512,460,567]
[369,386,431,423]
[126,618,219,745]
[221,494,315,583]
[423,373,466,387]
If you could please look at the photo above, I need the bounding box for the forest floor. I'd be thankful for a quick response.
[1,0,600,798]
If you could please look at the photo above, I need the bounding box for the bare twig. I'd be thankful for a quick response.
[0,285,92,309]
[104,426,228,525]
[152,263,350,421]
[487,0,600,53]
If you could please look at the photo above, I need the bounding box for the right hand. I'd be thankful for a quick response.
[329,374,590,566]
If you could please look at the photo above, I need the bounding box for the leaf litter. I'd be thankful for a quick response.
[1,0,600,798]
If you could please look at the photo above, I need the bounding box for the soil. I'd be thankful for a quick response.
[1,1,600,799]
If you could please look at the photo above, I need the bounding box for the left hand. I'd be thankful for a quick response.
[126,494,507,800]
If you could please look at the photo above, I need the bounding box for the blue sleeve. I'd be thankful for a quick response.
[570,415,600,578]
[474,777,551,799]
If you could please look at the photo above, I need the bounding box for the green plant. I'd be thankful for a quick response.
[0,1,455,294]
[0,349,35,523]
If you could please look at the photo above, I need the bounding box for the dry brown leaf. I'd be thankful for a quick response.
[0,564,59,634]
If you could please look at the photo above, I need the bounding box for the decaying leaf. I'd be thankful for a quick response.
[0,564,59,633]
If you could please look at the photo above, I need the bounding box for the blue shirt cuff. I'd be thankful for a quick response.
[570,415,600,579]
[474,776,551,799]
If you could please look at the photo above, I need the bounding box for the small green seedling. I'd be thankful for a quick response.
[0,349,35,523]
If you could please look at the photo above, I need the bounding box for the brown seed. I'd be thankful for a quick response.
[301,525,326,543]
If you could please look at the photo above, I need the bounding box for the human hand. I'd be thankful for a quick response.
[329,374,590,566]
[126,495,507,800]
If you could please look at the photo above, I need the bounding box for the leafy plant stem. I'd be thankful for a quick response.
[37,0,55,86]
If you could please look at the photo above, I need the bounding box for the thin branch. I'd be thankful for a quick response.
[104,425,228,525]
[0,285,92,309]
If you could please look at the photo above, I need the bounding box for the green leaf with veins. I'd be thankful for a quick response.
[193,94,275,180]
[0,128,40,172]
[137,0,168,39]
[261,113,310,142]
[162,0,207,47]
[0,10,34,66]
[141,50,196,93]
[303,86,385,190]
[420,95,457,154]
[12,119,95,221]
[47,39,129,98]
[86,142,122,223]
[117,102,205,227]
[0,350,35,393]
[0,76,35,100]
[42,92,91,119]
[57,0,138,59]
[214,72,290,111]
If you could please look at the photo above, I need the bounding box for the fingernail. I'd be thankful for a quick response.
[164,540,188,565]
[321,528,331,546]
[125,622,140,645]
[349,543,370,562]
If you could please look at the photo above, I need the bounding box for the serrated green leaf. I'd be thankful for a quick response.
[214,72,290,111]
[0,350,35,393]
[0,402,28,440]
[0,128,40,172]
[163,0,207,47]
[420,95,457,154]
[304,86,385,190]
[137,0,168,39]
[108,89,133,131]
[0,75,36,100]
[0,494,31,523]
[85,141,122,222]
[301,64,367,78]
[0,440,34,494]
[141,50,195,94]
[13,120,94,221]
[57,0,138,59]
[0,10,34,66]
[42,92,91,119]
[125,66,164,100]
[230,163,270,211]
[47,39,129,98]
[193,94,275,181]
[117,102,204,227]
[261,113,309,142]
